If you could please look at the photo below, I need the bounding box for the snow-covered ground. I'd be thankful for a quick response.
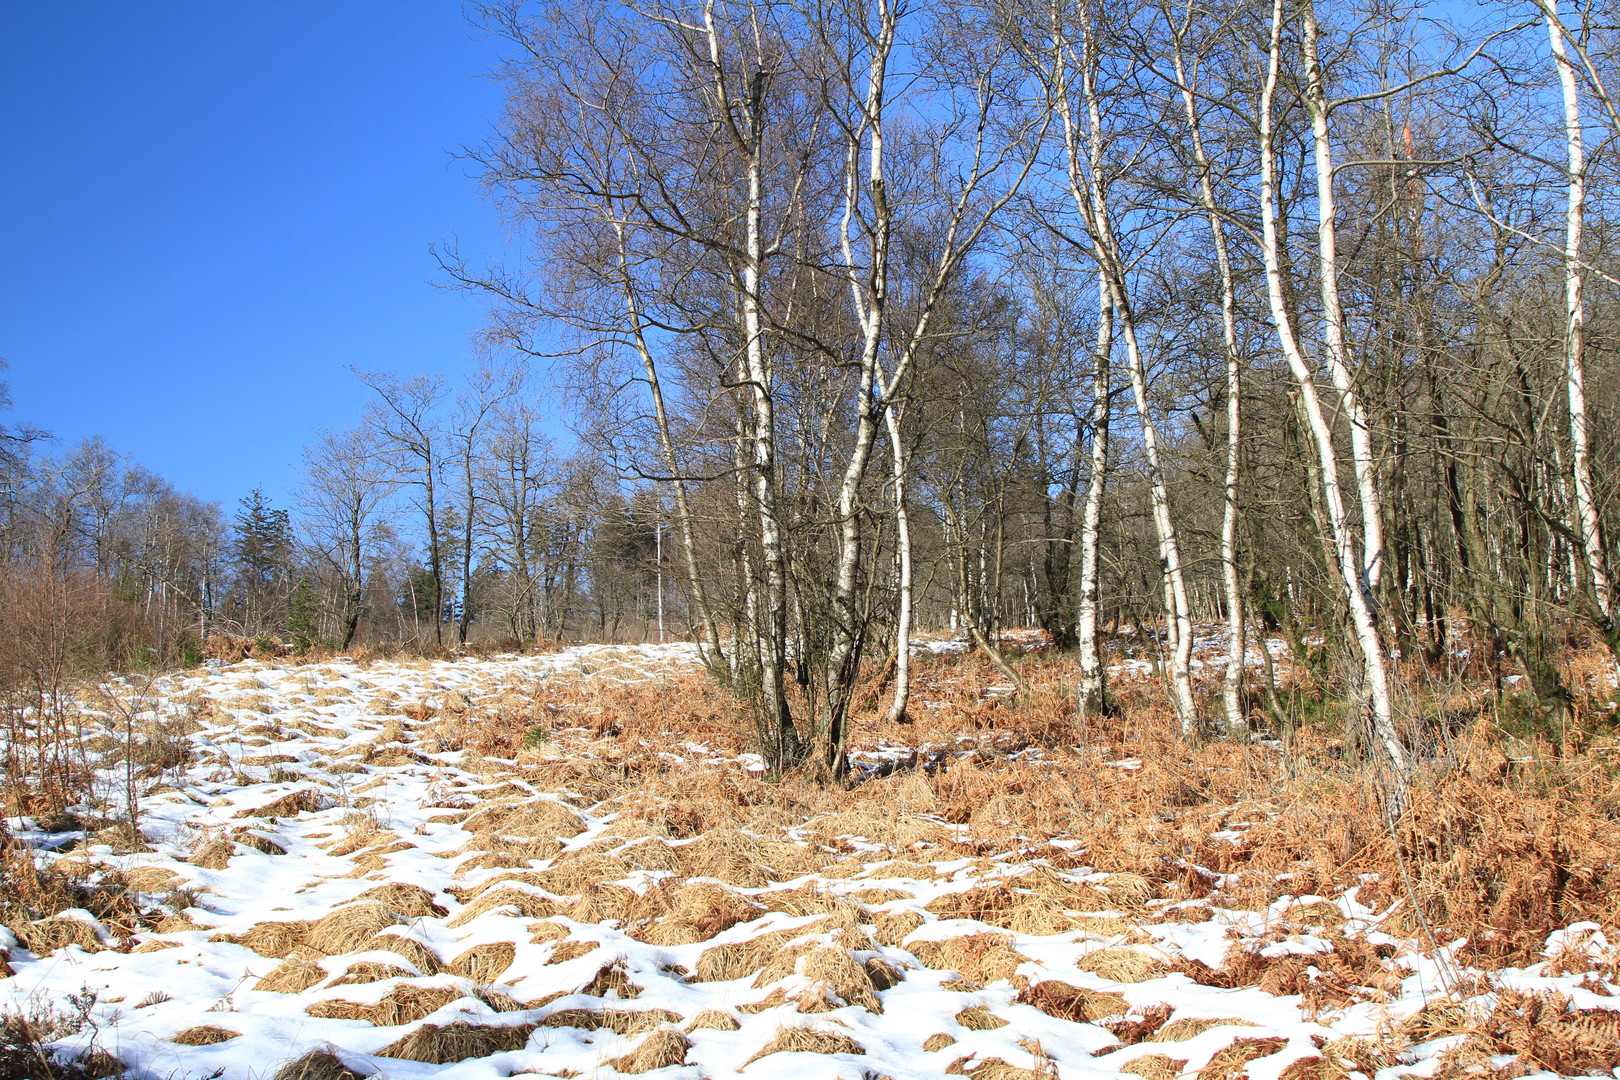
[1,643,1614,1079]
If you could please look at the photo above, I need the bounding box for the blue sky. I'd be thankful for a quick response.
[0,2,524,511]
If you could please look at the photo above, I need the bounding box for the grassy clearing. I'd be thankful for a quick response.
[0,632,1617,1078]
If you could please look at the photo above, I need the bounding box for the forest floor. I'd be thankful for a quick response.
[3,630,1620,1080]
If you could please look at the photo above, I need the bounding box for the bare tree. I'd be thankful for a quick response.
[300,424,395,650]
[356,371,448,645]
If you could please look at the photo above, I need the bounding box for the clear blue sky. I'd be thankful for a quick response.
[0,2,519,511]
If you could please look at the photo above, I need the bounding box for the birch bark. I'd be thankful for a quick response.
[1170,26,1246,731]
[1076,270,1113,717]
[1258,0,1406,773]
[1541,0,1615,626]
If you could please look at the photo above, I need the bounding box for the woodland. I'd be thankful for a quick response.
[4,4,1620,1075]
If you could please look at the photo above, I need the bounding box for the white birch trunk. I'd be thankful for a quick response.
[1259,0,1406,773]
[614,225,726,670]
[1076,270,1112,717]
[703,1,797,767]
[882,402,914,724]
[1543,0,1615,624]
[1171,37,1246,732]
[1300,1,1386,596]
[1055,8,1198,735]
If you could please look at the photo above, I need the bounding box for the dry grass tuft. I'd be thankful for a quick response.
[908,934,1029,986]
[579,958,641,999]
[125,866,182,893]
[235,789,328,819]
[172,1025,240,1045]
[536,854,630,895]
[694,927,802,982]
[363,932,444,975]
[212,920,310,959]
[605,1027,692,1074]
[864,956,903,990]
[1151,1017,1256,1042]
[329,961,414,986]
[254,955,327,993]
[874,909,925,946]
[674,828,785,887]
[271,1048,368,1080]
[945,1055,1052,1079]
[351,882,445,919]
[566,883,641,923]
[1118,1053,1188,1080]
[13,916,103,955]
[546,940,598,965]
[1016,980,1128,1022]
[307,984,460,1027]
[447,886,557,927]
[1197,1036,1288,1080]
[528,920,569,944]
[925,1032,958,1052]
[742,1025,867,1067]
[1077,947,1169,983]
[375,1020,536,1063]
[796,945,884,1013]
[306,903,404,956]
[686,1009,741,1032]
[631,880,761,946]
[539,1007,680,1033]
[450,941,516,984]
[956,1005,1008,1030]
